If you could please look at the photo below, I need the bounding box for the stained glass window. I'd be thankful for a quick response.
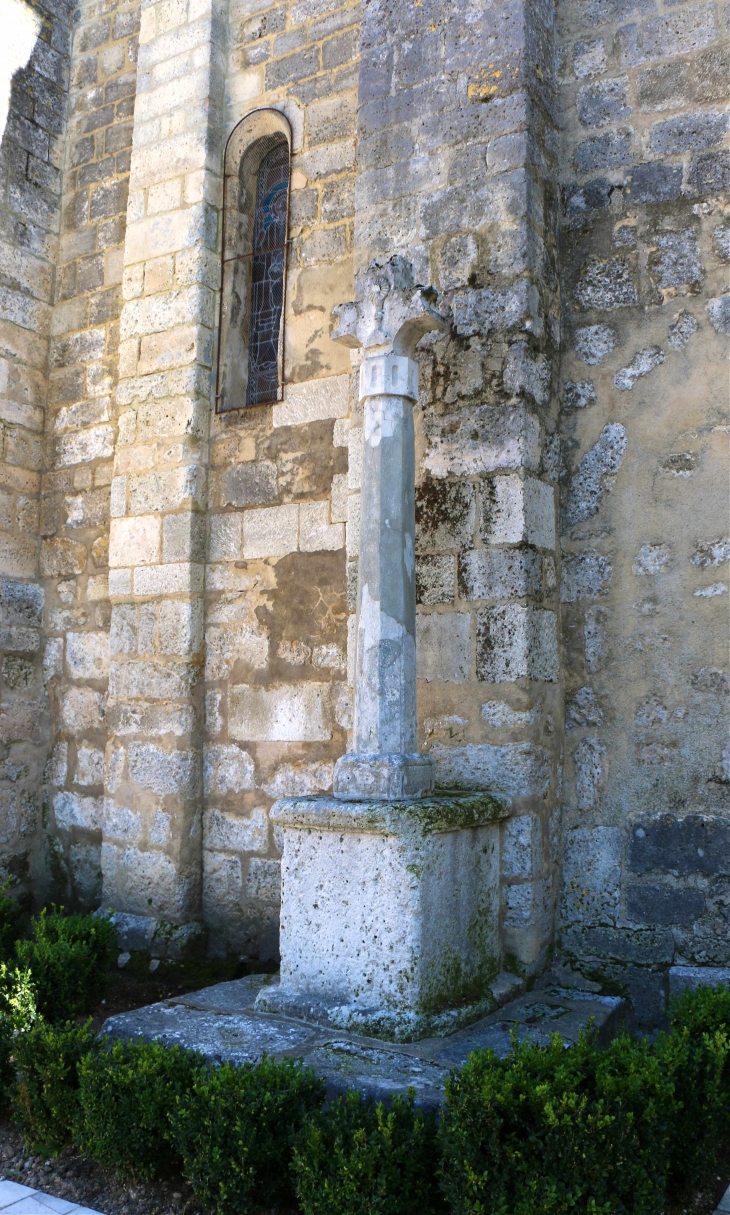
[216,118,291,413]
[246,142,289,407]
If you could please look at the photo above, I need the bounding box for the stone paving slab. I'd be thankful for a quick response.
[103,973,626,1107]
[0,1181,102,1215]
[716,1183,730,1213]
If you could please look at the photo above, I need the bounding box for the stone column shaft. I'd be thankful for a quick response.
[354,354,418,755]
[334,350,434,801]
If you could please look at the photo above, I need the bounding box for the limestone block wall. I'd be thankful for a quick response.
[343,0,563,972]
[42,0,140,910]
[0,0,73,903]
[203,0,358,957]
[556,0,730,1021]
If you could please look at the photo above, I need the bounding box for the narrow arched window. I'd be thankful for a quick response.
[216,110,292,413]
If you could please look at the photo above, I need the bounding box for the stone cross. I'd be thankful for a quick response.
[331,257,448,800]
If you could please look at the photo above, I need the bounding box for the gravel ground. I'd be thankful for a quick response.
[0,1121,200,1215]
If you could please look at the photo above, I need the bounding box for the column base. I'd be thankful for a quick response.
[333,751,435,800]
[254,791,511,1042]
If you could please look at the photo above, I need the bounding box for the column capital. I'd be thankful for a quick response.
[332,255,447,358]
[359,352,418,403]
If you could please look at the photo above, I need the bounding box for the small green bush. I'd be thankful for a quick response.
[440,1030,674,1215]
[173,1055,324,1215]
[16,908,117,1022]
[294,1088,445,1215]
[661,982,730,1193]
[0,967,37,1112]
[13,1019,95,1153]
[0,881,22,962]
[0,963,37,1108]
[77,1038,198,1181]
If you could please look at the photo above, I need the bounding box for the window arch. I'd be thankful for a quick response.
[215,109,292,412]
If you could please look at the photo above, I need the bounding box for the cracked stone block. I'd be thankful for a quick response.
[480,475,555,548]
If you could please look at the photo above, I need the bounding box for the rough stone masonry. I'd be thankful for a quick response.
[0,0,727,1026]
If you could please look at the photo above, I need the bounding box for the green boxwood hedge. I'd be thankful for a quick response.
[0,910,729,1215]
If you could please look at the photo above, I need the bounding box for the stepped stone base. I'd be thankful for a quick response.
[102,972,625,1108]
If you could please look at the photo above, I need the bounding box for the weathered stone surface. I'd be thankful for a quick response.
[667,310,699,349]
[614,346,665,390]
[562,380,596,410]
[565,424,628,525]
[229,684,332,743]
[561,550,612,601]
[574,258,638,311]
[628,815,730,877]
[562,827,621,924]
[627,884,705,926]
[573,325,616,364]
[476,605,558,683]
[707,294,730,336]
[648,229,703,294]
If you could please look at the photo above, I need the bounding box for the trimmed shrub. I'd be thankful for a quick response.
[661,982,730,1193]
[16,908,117,1022]
[173,1055,324,1215]
[77,1038,198,1181]
[0,964,37,1108]
[293,1088,445,1215]
[0,882,22,962]
[13,1019,95,1153]
[439,1030,674,1215]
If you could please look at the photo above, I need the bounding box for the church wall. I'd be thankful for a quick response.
[0,0,74,906]
[344,0,564,974]
[556,0,730,1022]
[201,0,359,957]
[42,0,140,911]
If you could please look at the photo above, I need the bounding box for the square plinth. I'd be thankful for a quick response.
[255,792,511,1041]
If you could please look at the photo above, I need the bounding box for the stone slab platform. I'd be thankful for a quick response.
[102,974,625,1108]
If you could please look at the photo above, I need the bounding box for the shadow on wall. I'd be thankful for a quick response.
[0,0,40,143]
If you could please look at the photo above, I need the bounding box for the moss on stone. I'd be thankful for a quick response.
[389,791,510,835]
